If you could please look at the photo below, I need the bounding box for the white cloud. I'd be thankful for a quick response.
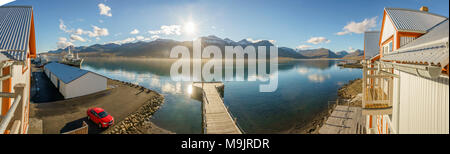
[74,28,84,35]
[57,37,74,49]
[337,16,378,35]
[151,35,160,40]
[59,19,71,33]
[130,29,139,34]
[307,37,330,44]
[70,34,86,42]
[110,35,160,45]
[348,46,356,52]
[148,25,182,35]
[246,38,276,44]
[86,26,109,37]
[296,45,312,50]
[59,19,108,37]
[136,36,145,40]
[98,3,112,17]
[111,37,136,44]
[99,20,104,23]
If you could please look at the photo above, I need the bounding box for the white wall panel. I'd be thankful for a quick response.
[397,71,449,134]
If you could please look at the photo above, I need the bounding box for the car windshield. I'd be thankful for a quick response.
[98,111,108,118]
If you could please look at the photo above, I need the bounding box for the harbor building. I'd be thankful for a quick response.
[362,6,449,134]
[44,63,107,99]
[0,6,36,134]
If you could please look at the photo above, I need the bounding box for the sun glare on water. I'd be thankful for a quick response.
[187,84,193,95]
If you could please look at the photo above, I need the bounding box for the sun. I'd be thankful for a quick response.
[184,22,196,34]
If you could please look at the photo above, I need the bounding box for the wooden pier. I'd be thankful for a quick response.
[192,82,242,134]
[319,105,366,134]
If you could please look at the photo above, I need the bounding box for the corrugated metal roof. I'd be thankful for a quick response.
[0,6,33,61]
[385,8,448,33]
[44,62,90,84]
[364,31,380,60]
[0,51,25,61]
[381,20,449,67]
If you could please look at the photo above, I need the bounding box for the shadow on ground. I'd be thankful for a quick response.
[31,72,64,103]
[60,117,107,134]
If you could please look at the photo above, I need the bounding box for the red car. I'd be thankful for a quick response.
[87,108,114,128]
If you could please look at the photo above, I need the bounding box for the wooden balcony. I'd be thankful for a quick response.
[362,64,394,115]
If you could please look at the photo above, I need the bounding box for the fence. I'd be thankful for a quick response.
[62,121,89,134]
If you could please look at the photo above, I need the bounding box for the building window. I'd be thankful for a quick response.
[388,42,393,53]
[383,41,393,55]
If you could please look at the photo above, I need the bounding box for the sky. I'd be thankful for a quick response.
[3,0,449,53]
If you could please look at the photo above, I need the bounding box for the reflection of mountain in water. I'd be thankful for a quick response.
[84,58,173,77]
[296,60,336,70]
[84,58,337,80]
[278,60,336,71]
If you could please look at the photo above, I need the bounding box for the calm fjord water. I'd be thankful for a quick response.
[82,58,361,134]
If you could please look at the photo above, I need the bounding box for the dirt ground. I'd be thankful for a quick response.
[30,79,171,134]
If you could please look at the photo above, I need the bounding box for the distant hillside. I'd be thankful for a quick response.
[336,50,349,57]
[297,48,340,58]
[48,36,307,59]
[46,35,360,59]
[343,49,364,59]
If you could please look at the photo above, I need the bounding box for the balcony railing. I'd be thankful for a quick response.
[0,84,26,134]
[362,62,394,115]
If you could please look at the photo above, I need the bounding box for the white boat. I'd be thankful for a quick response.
[60,46,83,67]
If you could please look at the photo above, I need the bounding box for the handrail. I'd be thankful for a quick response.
[0,94,22,133]
[214,86,245,134]
[0,92,15,98]
[224,105,245,134]
[201,84,244,134]
[201,90,207,134]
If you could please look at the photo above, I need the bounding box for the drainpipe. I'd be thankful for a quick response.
[381,62,442,79]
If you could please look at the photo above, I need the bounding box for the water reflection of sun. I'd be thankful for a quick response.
[187,84,193,95]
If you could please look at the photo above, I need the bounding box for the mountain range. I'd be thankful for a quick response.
[47,35,363,59]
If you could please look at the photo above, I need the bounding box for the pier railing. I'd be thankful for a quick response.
[0,84,26,134]
[197,82,243,134]
[201,90,208,134]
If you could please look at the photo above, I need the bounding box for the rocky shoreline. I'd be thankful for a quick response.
[290,78,363,134]
[102,80,173,134]
[337,78,363,107]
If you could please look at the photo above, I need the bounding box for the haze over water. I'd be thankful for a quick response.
[82,58,361,133]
